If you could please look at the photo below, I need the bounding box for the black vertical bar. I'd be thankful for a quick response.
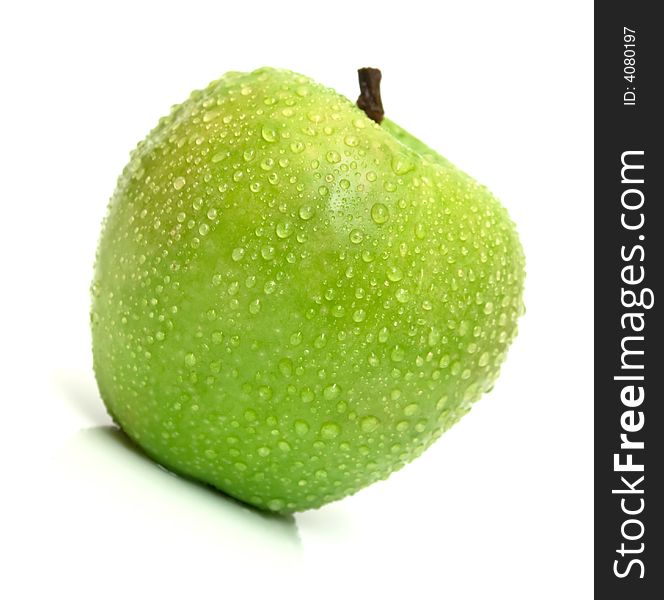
[595,2,663,597]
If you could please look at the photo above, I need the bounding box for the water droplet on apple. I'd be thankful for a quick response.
[260,157,274,170]
[267,498,284,511]
[414,419,427,433]
[386,265,403,282]
[276,221,293,238]
[404,403,419,416]
[352,309,366,322]
[349,229,364,244]
[320,422,340,439]
[338,134,357,148]
[371,203,389,224]
[323,383,341,400]
[391,156,414,175]
[261,125,277,142]
[395,288,410,303]
[258,385,273,400]
[278,358,293,377]
[299,205,314,220]
[290,141,304,154]
[360,415,380,433]
[294,420,310,435]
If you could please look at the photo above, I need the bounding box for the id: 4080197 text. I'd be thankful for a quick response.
[623,27,636,106]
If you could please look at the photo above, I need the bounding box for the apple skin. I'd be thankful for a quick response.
[91,68,525,512]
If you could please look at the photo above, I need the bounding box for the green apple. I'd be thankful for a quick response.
[91,67,525,512]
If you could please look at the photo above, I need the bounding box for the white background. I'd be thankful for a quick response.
[0,1,593,598]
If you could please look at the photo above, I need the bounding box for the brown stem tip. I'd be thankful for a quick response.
[356,67,384,124]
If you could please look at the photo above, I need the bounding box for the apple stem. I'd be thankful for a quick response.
[356,68,384,124]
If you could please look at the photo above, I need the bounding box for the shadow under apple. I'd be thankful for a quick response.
[51,425,302,560]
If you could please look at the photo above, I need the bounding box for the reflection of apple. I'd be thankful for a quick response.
[91,67,525,512]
